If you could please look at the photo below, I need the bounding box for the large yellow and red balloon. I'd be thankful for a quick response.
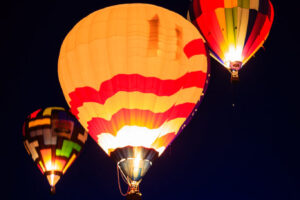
[188,0,274,80]
[23,107,88,193]
[58,3,209,197]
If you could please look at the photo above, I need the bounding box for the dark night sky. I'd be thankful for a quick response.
[2,0,299,199]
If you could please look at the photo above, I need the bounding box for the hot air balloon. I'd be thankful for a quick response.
[188,0,274,81]
[23,107,88,193]
[58,4,209,199]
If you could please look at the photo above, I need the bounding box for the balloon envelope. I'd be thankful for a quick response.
[188,0,274,72]
[23,107,88,192]
[58,3,209,196]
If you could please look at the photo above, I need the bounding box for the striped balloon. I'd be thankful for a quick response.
[58,4,209,196]
[58,4,209,158]
[188,0,274,74]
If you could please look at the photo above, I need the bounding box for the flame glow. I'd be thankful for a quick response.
[224,45,244,68]
[50,173,55,186]
[133,153,142,177]
[97,118,186,155]
[44,160,65,172]
[98,126,162,154]
[45,161,53,171]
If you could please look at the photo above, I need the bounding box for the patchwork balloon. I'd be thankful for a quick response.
[23,107,88,193]
[58,4,209,198]
[188,0,274,81]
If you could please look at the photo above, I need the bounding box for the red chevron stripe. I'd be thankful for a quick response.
[183,39,206,58]
[69,71,206,116]
[87,103,195,140]
[29,109,41,119]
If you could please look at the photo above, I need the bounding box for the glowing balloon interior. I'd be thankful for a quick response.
[23,107,88,193]
[58,3,209,197]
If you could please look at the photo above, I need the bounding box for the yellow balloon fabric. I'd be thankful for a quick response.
[58,4,209,157]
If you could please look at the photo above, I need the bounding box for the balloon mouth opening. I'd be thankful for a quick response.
[118,158,153,183]
[110,146,159,163]
[117,158,151,198]
[114,146,158,183]
[112,146,158,197]
[44,171,62,190]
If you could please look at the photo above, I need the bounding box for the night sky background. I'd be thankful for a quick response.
[2,0,299,199]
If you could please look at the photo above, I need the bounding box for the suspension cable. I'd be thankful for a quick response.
[117,164,129,196]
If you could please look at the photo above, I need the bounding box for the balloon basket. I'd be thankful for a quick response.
[126,192,142,200]
[126,180,142,200]
[229,61,242,83]
[230,70,239,83]
[50,186,56,195]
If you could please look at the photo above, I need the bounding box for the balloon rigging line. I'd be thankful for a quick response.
[117,164,129,196]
